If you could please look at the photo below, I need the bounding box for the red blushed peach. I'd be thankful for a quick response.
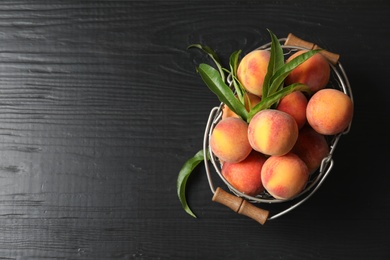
[306,88,353,135]
[237,50,270,97]
[248,109,298,156]
[221,151,266,196]
[276,91,308,129]
[261,153,309,200]
[222,92,261,119]
[210,117,252,163]
[292,126,330,174]
[285,50,330,93]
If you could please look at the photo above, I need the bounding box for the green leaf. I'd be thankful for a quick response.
[197,63,248,121]
[248,83,311,121]
[229,49,241,76]
[262,29,285,98]
[267,49,321,95]
[177,149,209,218]
[229,50,245,104]
[268,29,285,74]
[188,44,225,82]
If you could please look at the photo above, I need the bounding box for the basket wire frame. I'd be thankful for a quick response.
[203,38,353,220]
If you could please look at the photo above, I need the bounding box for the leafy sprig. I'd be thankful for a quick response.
[197,64,249,121]
[178,30,322,217]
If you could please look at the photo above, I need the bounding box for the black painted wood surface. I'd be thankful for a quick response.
[0,1,389,259]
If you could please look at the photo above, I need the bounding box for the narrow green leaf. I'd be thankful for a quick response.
[188,44,225,82]
[177,149,209,218]
[268,49,321,95]
[248,83,311,121]
[188,44,222,63]
[229,50,245,104]
[262,29,285,98]
[268,29,285,74]
[229,49,241,76]
[230,77,244,105]
[198,63,248,121]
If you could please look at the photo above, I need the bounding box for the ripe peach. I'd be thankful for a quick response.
[306,88,353,135]
[292,126,330,174]
[237,50,270,97]
[210,117,252,163]
[222,92,261,119]
[276,91,308,129]
[261,153,309,200]
[285,50,330,93]
[221,151,267,197]
[248,109,298,156]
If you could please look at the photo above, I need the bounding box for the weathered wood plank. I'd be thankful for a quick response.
[0,1,388,259]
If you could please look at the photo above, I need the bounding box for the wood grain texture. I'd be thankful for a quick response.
[0,1,389,259]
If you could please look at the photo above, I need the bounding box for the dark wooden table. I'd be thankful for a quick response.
[0,1,389,259]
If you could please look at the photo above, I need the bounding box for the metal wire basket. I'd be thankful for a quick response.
[202,34,353,224]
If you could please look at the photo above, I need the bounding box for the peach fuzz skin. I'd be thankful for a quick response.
[237,50,270,97]
[276,91,308,129]
[292,125,330,174]
[285,50,330,94]
[210,117,252,163]
[261,153,309,200]
[306,88,353,135]
[248,109,298,156]
[222,151,266,197]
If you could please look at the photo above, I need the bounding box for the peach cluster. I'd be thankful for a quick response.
[210,49,353,200]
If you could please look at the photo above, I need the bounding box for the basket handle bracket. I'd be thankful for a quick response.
[285,33,340,65]
[212,187,269,225]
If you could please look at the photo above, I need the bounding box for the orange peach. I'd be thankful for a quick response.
[222,92,261,119]
[237,49,270,97]
[292,126,330,174]
[248,109,298,156]
[210,117,252,163]
[285,50,330,93]
[276,91,308,129]
[261,153,309,200]
[306,88,353,135]
[221,150,267,196]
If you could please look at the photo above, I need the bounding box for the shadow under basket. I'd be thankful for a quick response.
[202,34,353,225]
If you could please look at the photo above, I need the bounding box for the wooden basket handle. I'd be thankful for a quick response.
[212,187,269,225]
[285,33,340,65]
